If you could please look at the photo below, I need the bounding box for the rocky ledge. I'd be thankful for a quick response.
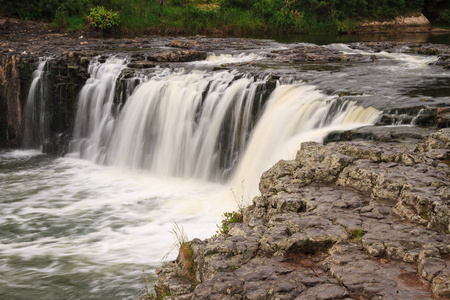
[149,128,450,300]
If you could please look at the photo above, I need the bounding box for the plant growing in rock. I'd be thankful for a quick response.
[164,222,196,281]
[140,270,157,299]
[349,228,364,243]
[216,211,243,236]
[215,183,247,236]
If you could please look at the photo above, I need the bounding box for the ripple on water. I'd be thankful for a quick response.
[0,151,231,299]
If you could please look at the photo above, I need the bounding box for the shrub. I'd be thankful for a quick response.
[438,9,450,25]
[221,0,254,9]
[348,228,364,243]
[87,5,120,30]
[216,211,243,236]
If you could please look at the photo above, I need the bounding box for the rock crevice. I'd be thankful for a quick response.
[152,128,450,299]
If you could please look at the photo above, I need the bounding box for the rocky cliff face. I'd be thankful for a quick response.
[0,53,88,152]
[152,128,450,300]
[0,55,31,146]
[41,55,89,154]
[356,13,432,33]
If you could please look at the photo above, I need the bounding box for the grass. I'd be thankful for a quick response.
[420,208,429,220]
[164,222,197,281]
[216,211,243,236]
[348,228,364,243]
[215,182,247,236]
[140,270,171,299]
[4,0,450,35]
[140,270,159,299]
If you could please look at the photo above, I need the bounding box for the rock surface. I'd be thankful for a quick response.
[356,13,432,33]
[151,128,450,300]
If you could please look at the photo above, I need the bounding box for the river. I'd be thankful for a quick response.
[0,36,449,299]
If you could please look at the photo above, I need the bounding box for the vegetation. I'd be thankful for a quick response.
[87,6,120,31]
[216,211,243,236]
[140,271,166,299]
[164,222,196,281]
[0,0,448,35]
[348,228,364,243]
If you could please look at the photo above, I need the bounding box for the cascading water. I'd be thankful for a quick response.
[69,57,128,163]
[232,84,381,198]
[109,70,268,181]
[22,58,50,149]
[6,42,447,300]
[68,58,380,197]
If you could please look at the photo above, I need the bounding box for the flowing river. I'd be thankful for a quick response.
[1,37,449,299]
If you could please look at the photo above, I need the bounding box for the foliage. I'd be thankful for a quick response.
[216,211,243,236]
[348,228,364,243]
[52,0,89,28]
[140,270,172,300]
[0,0,443,34]
[220,0,254,9]
[87,5,120,30]
[438,9,450,25]
[164,222,196,281]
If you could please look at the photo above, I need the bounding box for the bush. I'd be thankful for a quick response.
[438,9,450,25]
[87,5,120,30]
[221,0,254,9]
[216,211,243,236]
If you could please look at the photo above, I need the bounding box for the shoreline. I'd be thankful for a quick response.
[149,126,450,299]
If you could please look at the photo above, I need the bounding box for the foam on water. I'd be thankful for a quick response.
[0,152,228,299]
[0,149,43,159]
[193,53,264,66]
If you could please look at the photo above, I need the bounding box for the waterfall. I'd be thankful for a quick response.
[108,69,268,181]
[69,59,380,196]
[231,84,381,198]
[22,58,49,149]
[69,57,128,163]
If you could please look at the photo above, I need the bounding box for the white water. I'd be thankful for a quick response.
[69,57,128,163]
[23,58,49,149]
[8,42,448,300]
[109,70,267,181]
[66,58,382,199]
[0,150,229,299]
[232,85,381,199]
[192,53,264,66]
[327,43,439,70]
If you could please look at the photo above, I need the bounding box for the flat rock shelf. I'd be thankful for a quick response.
[150,128,450,300]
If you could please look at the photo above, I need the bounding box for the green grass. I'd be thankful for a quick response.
[3,0,447,35]
[67,15,85,31]
[348,228,364,243]
[216,211,243,236]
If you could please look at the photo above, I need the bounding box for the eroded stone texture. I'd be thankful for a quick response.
[153,129,449,299]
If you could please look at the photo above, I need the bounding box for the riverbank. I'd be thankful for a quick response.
[0,26,449,299]
[149,126,450,299]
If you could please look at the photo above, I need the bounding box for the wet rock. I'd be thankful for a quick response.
[418,257,447,281]
[0,54,28,145]
[271,45,366,63]
[432,275,450,298]
[436,54,450,69]
[324,126,435,144]
[295,283,349,300]
[154,128,449,299]
[146,50,207,63]
[127,61,157,69]
[167,38,264,51]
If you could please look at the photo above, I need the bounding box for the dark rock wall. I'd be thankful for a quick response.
[0,53,89,152]
[42,55,89,154]
[0,55,32,146]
